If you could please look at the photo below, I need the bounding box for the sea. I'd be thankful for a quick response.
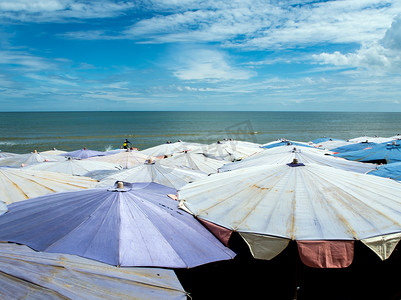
[1,111,401,154]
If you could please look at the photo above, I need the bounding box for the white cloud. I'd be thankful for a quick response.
[120,0,401,50]
[172,47,254,81]
[312,14,401,74]
[0,0,136,21]
[0,51,56,71]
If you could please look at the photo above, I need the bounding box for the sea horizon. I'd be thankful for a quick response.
[1,111,401,154]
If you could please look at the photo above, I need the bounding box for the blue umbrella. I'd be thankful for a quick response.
[0,182,235,268]
[367,162,401,181]
[331,142,380,153]
[334,142,401,164]
[62,148,105,159]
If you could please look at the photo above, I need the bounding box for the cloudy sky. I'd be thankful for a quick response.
[1,0,401,111]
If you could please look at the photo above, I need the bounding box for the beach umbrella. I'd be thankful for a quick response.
[334,142,401,164]
[62,148,106,159]
[260,139,314,150]
[0,167,98,205]
[159,151,225,174]
[312,139,351,150]
[219,145,377,174]
[40,148,67,156]
[0,151,17,159]
[367,162,401,181]
[0,182,236,268]
[390,134,401,140]
[0,150,62,167]
[220,139,262,149]
[24,157,122,176]
[141,141,203,157]
[349,136,393,143]
[178,161,401,268]
[197,142,261,161]
[98,161,206,189]
[87,149,150,169]
[331,141,379,153]
[0,243,188,300]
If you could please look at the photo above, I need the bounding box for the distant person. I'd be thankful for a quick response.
[123,139,131,149]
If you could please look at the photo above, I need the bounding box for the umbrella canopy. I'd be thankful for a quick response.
[349,136,393,143]
[331,142,379,153]
[40,148,67,156]
[367,162,401,181]
[0,243,188,300]
[312,139,351,150]
[198,142,261,161]
[0,151,17,159]
[88,150,150,169]
[219,146,377,174]
[334,142,401,164]
[141,141,203,157]
[0,150,62,167]
[98,161,206,189]
[0,182,236,268]
[24,157,122,176]
[62,148,106,159]
[390,134,401,140]
[260,140,314,150]
[159,151,225,174]
[0,167,98,205]
[179,162,401,268]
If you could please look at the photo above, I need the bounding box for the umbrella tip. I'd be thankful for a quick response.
[293,158,299,164]
[33,149,37,153]
[117,181,124,189]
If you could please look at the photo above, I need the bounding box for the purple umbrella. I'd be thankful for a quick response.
[0,182,235,268]
[62,148,105,159]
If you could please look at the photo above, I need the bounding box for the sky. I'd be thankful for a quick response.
[1,0,401,111]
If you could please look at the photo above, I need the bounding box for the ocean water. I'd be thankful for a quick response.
[1,111,401,154]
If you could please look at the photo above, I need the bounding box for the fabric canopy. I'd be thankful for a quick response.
[0,182,235,268]
[0,167,98,205]
[178,162,401,267]
[24,157,121,176]
[334,142,401,163]
[219,145,376,174]
[0,243,188,300]
[98,162,206,189]
[159,151,225,174]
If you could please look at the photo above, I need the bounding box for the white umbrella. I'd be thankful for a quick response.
[0,243,188,300]
[0,150,63,167]
[88,149,150,169]
[197,142,261,161]
[141,141,203,157]
[313,140,352,150]
[24,157,121,176]
[0,167,98,205]
[349,136,393,143]
[40,148,67,156]
[219,145,376,174]
[0,151,17,159]
[179,161,401,267]
[98,161,206,189]
[159,151,225,174]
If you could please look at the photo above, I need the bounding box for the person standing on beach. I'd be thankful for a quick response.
[123,139,131,149]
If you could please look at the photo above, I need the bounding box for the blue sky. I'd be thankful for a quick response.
[1,0,401,111]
